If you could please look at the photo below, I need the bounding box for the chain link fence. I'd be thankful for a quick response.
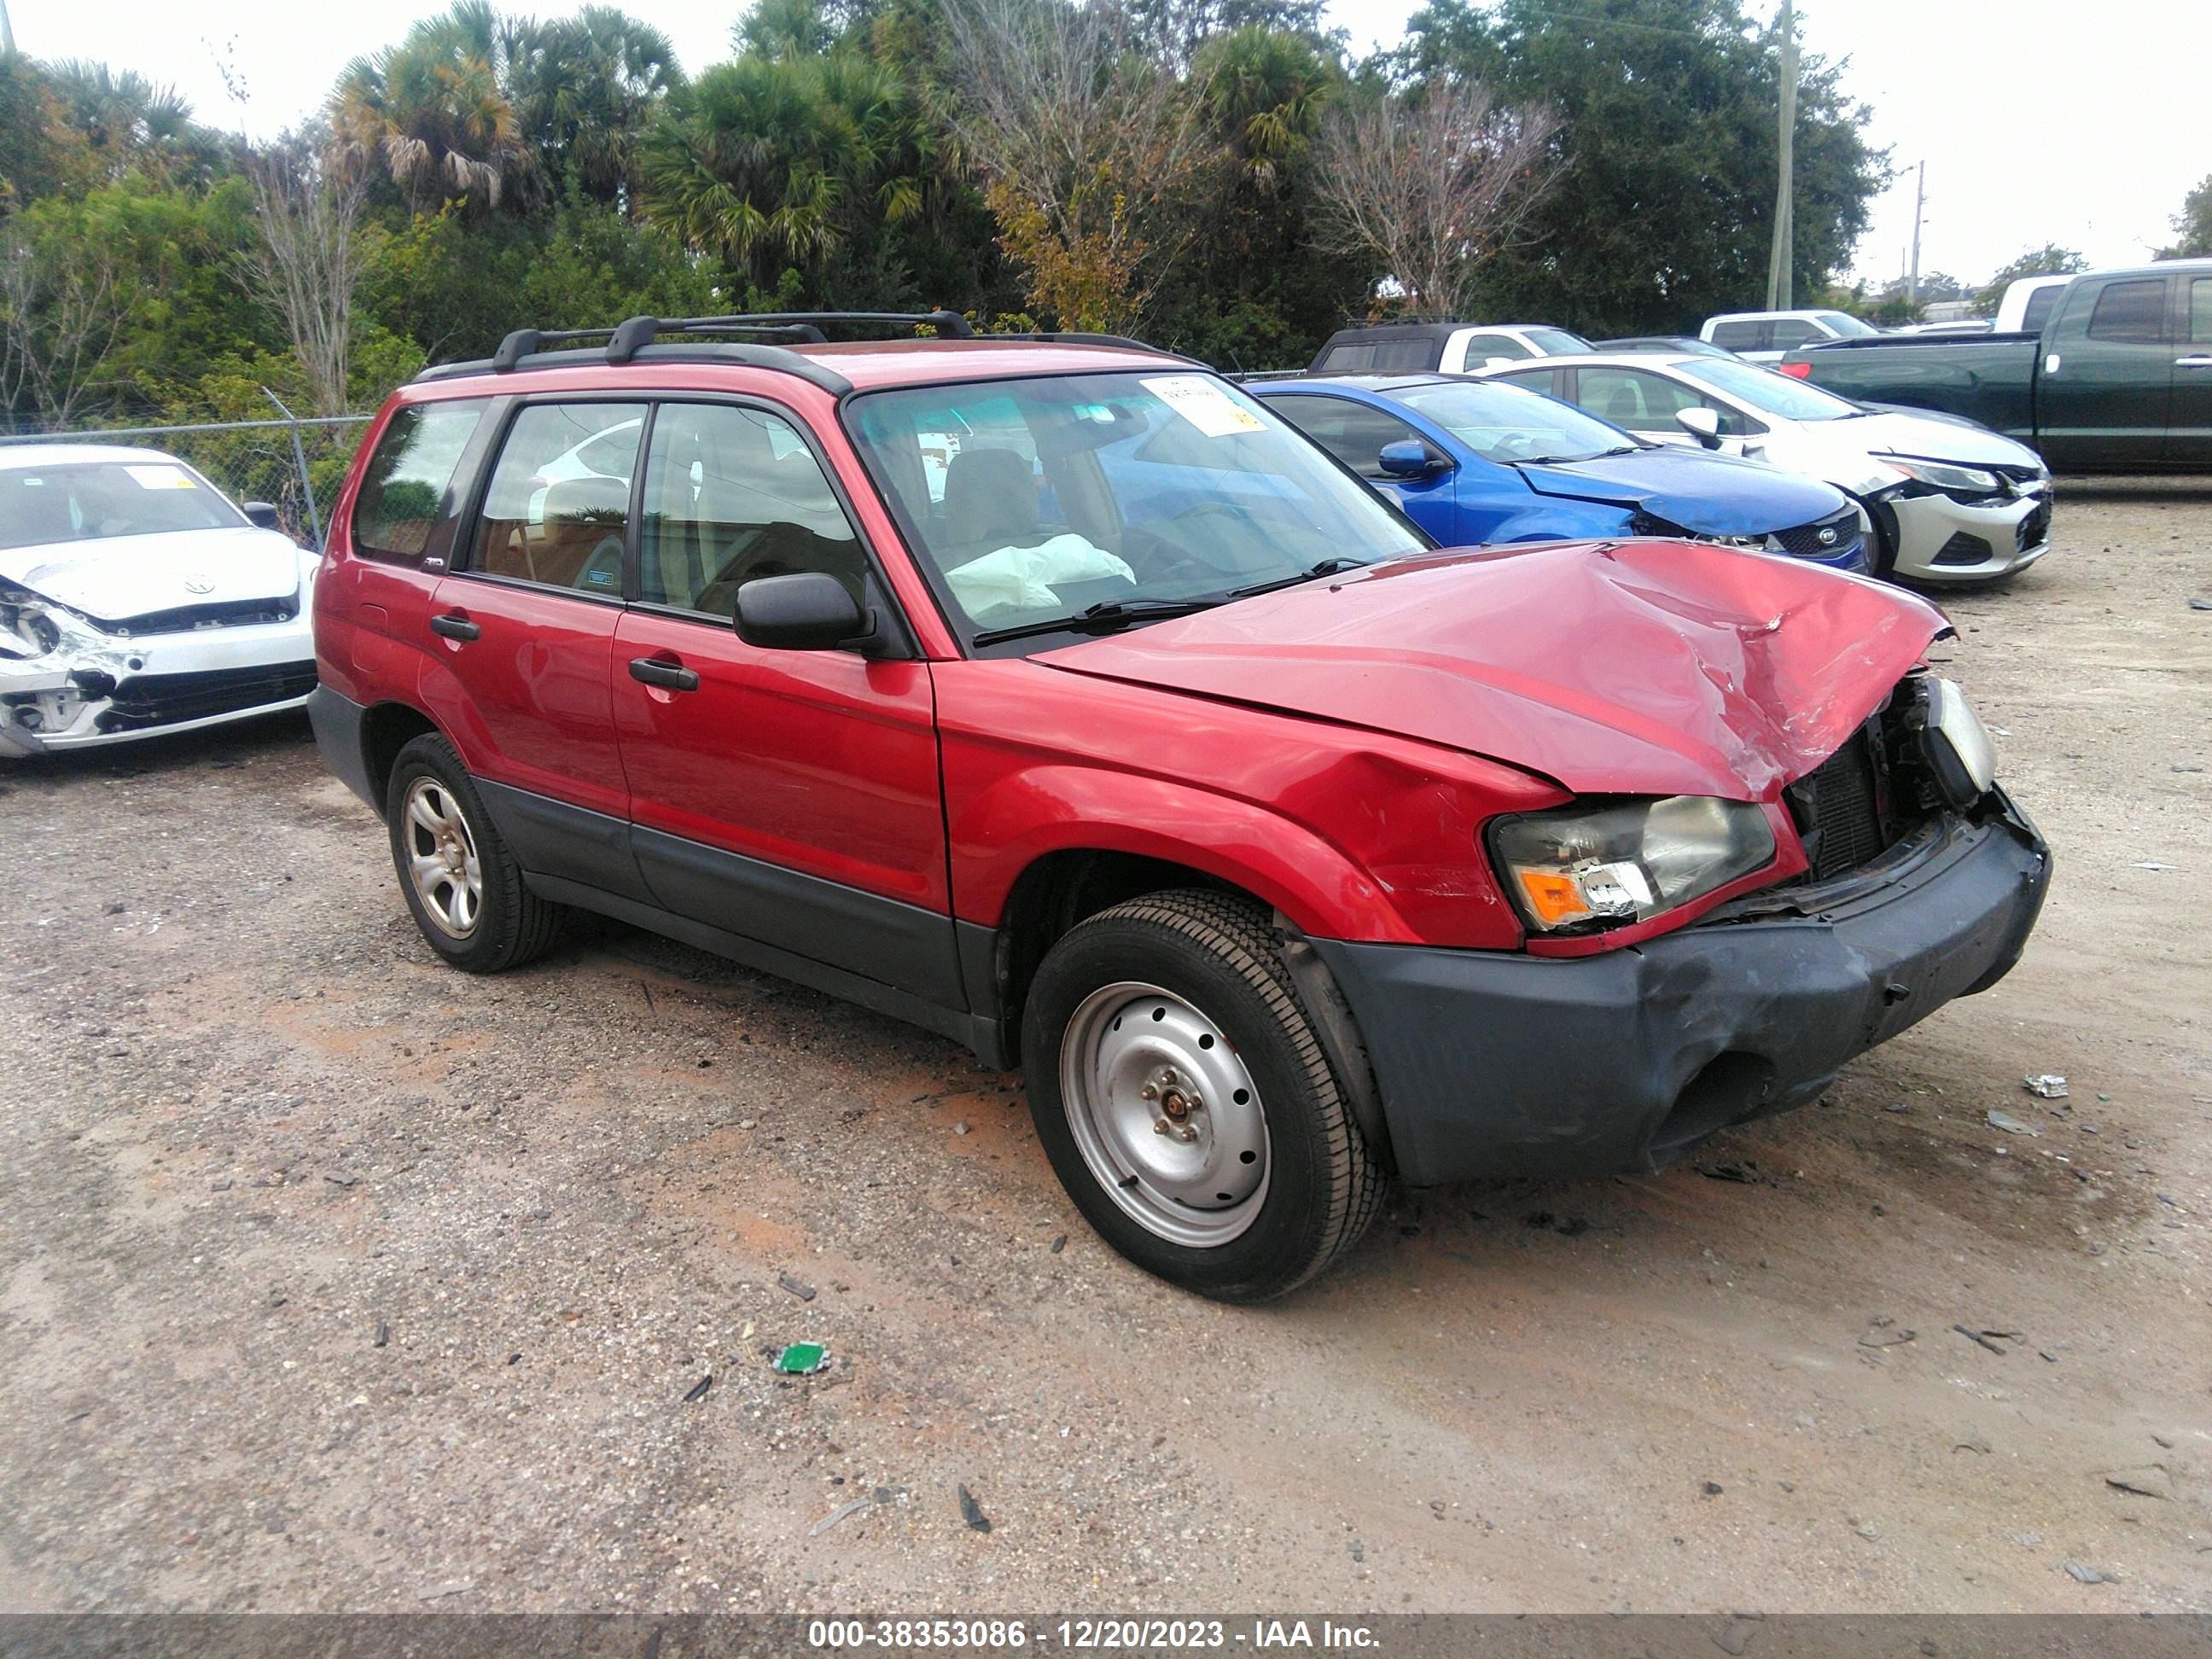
[0,404,373,549]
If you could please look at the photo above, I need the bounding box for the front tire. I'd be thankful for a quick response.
[1022,890,1382,1301]
[385,733,562,973]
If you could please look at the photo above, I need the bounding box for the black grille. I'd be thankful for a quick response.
[2017,500,2052,550]
[1934,531,1995,567]
[1784,730,1891,880]
[95,663,317,732]
[86,596,300,636]
[1771,510,1860,556]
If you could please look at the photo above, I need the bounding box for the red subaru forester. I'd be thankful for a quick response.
[311,312,2048,1301]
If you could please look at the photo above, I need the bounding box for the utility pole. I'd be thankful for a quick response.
[1766,0,1797,310]
[1906,160,1925,306]
[0,0,16,55]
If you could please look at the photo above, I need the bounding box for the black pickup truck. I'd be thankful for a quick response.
[1781,260,2212,471]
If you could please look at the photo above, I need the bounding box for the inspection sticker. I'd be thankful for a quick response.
[124,465,198,490]
[1141,374,1266,438]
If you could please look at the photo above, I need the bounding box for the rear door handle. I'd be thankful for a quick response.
[628,655,700,692]
[429,612,480,641]
[2175,355,2212,368]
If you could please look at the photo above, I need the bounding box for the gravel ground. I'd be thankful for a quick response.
[1,482,2207,1615]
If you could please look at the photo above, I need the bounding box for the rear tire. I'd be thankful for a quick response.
[385,733,562,973]
[1022,890,1382,1301]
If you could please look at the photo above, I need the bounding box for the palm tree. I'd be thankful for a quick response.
[506,7,684,209]
[329,2,532,211]
[44,60,223,186]
[1197,26,1335,191]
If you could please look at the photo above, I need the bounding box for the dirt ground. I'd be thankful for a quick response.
[1,481,2207,1617]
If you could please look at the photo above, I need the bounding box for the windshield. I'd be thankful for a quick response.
[1524,327,1594,354]
[0,459,243,550]
[1817,311,1879,338]
[1677,358,1866,422]
[1390,381,1633,464]
[847,372,1428,643]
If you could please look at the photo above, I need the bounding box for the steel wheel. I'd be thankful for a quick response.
[401,777,483,939]
[1059,980,1271,1248]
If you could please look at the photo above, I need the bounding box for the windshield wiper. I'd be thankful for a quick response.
[971,595,1226,647]
[1229,556,1371,597]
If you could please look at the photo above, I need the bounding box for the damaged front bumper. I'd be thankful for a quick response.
[1312,792,2050,1187]
[0,606,317,757]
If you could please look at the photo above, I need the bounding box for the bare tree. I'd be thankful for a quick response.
[1309,81,1563,319]
[0,232,125,428]
[940,0,1223,332]
[242,142,368,416]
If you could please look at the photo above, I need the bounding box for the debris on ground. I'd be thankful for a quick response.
[682,1375,713,1403]
[1986,1109,2037,1135]
[416,1580,472,1600]
[773,1342,830,1376]
[954,1121,970,1136]
[2189,596,2212,611]
[1696,1159,1759,1183]
[323,1173,358,1187]
[810,1497,874,1537]
[957,1482,993,1533]
[373,1321,389,1348]
[2064,1562,2113,1584]
[1050,1234,1067,1254]
[777,1272,817,1301]
[2007,1532,2042,1548]
[2103,1465,2173,1500]
[1953,1325,2012,1355]
[1859,1321,1916,1349]
[2022,1074,2069,1099]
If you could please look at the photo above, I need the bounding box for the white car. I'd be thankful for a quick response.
[1309,322,1593,375]
[1991,274,2074,335]
[1476,353,2053,585]
[1699,308,1882,363]
[0,445,319,756]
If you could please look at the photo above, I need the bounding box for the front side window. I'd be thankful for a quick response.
[1571,367,1708,434]
[352,399,486,565]
[0,459,242,551]
[2087,279,2167,343]
[638,403,866,614]
[1816,311,1878,338]
[467,403,645,594]
[847,372,1426,641]
[1266,394,1424,477]
[1522,328,1593,355]
[1393,381,1635,463]
[1460,333,1531,364]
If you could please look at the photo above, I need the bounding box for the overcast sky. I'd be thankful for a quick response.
[9,0,2205,289]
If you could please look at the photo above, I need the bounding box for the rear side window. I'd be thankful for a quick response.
[1317,343,1376,372]
[2087,280,2167,343]
[1709,320,1766,351]
[350,399,488,565]
[1268,395,1423,478]
[2022,285,2064,334]
[467,403,647,594]
[2189,277,2212,344]
[1767,319,1819,349]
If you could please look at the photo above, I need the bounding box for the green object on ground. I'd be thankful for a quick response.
[774,1342,829,1374]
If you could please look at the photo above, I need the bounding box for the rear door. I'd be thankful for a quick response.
[2037,274,2174,469]
[2168,275,2212,468]
[428,398,648,894]
[609,399,958,1004]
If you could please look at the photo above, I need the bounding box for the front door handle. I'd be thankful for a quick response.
[2175,355,2212,369]
[628,655,700,692]
[429,612,480,641]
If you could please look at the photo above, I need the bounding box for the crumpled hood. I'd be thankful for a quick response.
[1038,540,1947,800]
[0,526,305,621]
[1511,443,1848,537]
[1848,410,2042,469]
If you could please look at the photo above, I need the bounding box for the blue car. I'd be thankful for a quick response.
[1254,375,1870,573]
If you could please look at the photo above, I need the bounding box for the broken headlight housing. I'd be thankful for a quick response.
[0,578,62,660]
[1883,457,2004,502]
[1491,795,1777,934]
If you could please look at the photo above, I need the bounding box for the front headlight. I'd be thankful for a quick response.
[1917,677,1996,807]
[1490,795,1777,934]
[1884,457,2002,498]
[0,579,61,660]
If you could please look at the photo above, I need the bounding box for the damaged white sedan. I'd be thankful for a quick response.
[0,445,318,757]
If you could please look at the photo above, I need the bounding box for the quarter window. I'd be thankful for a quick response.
[2087,279,2167,343]
[350,399,487,566]
[637,404,868,614]
[467,403,645,594]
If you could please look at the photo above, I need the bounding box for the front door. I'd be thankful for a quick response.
[609,399,958,1004]
[431,398,649,897]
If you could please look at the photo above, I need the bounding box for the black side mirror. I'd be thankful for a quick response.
[242,501,282,530]
[734,572,869,651]
[1378,439,1451,479]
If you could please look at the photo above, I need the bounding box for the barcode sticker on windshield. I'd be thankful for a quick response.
[1141,375,1266,439]
[124,465,198,490]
